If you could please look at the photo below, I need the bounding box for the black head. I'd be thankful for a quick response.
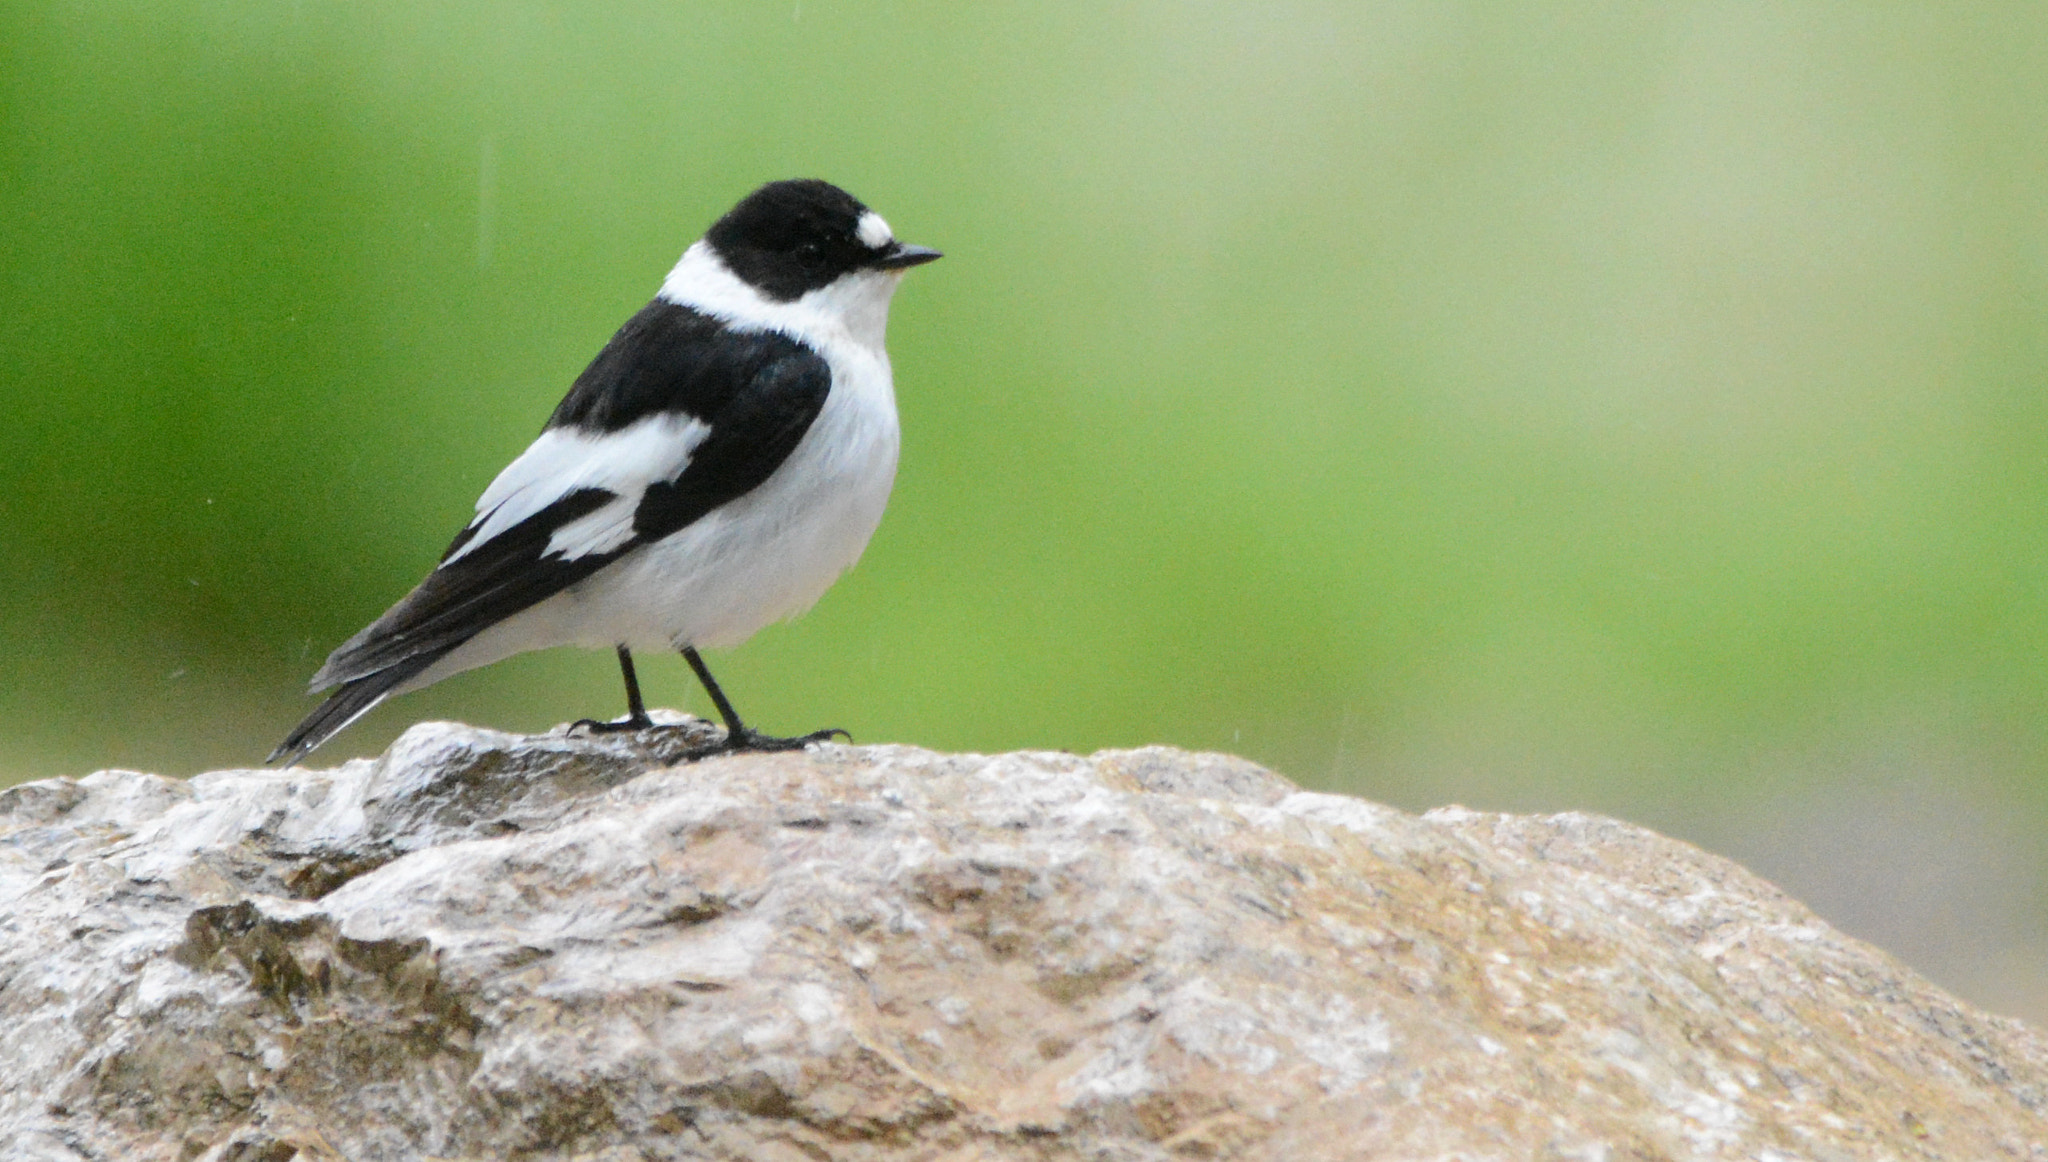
[704,179,940,302]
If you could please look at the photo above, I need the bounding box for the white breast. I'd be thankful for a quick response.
[564,336,900,651]
[407,246,909,689]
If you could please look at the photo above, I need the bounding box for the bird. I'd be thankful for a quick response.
[269,179,940,765]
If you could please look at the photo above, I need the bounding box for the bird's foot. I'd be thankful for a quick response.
[565,714,846,759]
[568,713,656,735]
[722,726,852,753]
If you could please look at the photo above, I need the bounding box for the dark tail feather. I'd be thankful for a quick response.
[269,653,439,766]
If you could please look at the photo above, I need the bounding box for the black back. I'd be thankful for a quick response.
[313,302,833,688]
[546,300,823,434]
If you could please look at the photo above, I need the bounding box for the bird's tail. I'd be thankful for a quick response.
[268,653,439,766]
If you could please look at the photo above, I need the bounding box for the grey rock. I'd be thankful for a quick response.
[2,719,2045,1160]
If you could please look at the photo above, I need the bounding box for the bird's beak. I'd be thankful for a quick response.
[876,242,943,270]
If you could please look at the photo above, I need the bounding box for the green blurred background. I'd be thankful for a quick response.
[4,3,2046,1021]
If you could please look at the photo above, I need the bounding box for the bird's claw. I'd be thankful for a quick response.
[724,726,852,752]
[569,715,655,735]
[567,716,848,758]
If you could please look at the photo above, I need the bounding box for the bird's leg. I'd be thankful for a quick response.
[680,646,849,752]
[618,646,653,726]
[570,645,657,733]
[680,646,746,737]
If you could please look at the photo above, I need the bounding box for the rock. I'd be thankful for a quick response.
[2,720,2045,1161]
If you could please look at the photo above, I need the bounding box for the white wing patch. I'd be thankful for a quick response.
[543,493,643,560]
[856,211,894,250]
[447,412,712,565]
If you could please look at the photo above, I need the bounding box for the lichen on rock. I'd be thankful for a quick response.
[2,719,2045,1160]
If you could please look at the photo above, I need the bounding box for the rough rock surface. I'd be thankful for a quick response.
[3,719,2045,1161]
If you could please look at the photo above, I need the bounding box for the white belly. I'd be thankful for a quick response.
[408,347,899,689]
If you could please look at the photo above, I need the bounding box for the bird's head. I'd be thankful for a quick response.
[704,179,942,303]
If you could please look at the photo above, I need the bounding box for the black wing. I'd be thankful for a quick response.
[274,301,831,761]
[310,485,626,686]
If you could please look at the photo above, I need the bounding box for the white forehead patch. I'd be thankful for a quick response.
[856,211,894,250]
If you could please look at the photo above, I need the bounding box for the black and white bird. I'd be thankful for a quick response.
[270,179,940,765]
